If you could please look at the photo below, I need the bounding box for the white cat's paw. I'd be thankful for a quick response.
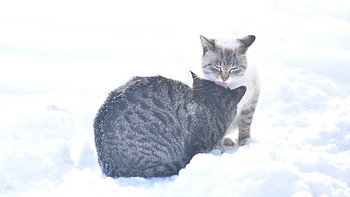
[238,138,249,146]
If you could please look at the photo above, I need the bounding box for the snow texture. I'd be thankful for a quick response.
[1,0,350,196]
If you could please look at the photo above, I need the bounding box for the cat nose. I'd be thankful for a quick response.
[221,74,229,82]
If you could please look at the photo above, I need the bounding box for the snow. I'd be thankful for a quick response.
[1,0,350,196]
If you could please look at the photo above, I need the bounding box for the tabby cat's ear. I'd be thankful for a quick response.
[190,71,199,80]
[231,86,246,104]
[239,35,256,48]
[200,35,216,55]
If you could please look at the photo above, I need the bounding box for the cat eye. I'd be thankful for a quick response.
[204,63,212,68]
[214,66,222,73]
[229,67,238,73]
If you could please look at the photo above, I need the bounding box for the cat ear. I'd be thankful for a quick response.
[190,71,199,80]
[200,35,216,55]
[239,35,256,48]
[231,86,246,103]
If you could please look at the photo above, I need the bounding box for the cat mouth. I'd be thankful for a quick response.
[215,81,228,89]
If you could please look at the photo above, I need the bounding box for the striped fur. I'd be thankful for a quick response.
[94,73,246,178]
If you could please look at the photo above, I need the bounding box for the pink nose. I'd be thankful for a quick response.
[221,74,229,82]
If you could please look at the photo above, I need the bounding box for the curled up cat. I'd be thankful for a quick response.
[200,35,260,146]
[94,71,246,178]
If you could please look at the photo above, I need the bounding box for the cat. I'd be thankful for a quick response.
[200,35,260,146]
[94,71,246,178]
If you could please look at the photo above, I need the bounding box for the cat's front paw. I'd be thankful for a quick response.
[238,137,249,146]
[223,138,235,146]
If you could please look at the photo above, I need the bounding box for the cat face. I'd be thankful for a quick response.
[190,71,246,106]
[200,35,255,87]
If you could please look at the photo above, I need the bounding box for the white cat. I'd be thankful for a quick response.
[200,35,260,146]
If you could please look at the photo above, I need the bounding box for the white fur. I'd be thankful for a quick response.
[227,57,260,132]
[201,36,260,141]
[215,39,260,131]
[215,38,240,50]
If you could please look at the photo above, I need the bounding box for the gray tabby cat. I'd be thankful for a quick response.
[94,72,246,178]
[200,35,260,146]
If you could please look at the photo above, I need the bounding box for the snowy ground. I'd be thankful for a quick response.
[1,0,350,196]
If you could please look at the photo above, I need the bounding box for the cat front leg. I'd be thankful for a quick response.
[238,105,256,146]
[238,128,250,146]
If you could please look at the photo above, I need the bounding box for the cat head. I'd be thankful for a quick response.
[190,71,246,107]
[200,35,255,86]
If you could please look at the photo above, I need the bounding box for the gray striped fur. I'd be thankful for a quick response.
[94,72,246,178]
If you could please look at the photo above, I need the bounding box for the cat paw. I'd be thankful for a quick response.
[238,138,249,146]
[223,138,235,146]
